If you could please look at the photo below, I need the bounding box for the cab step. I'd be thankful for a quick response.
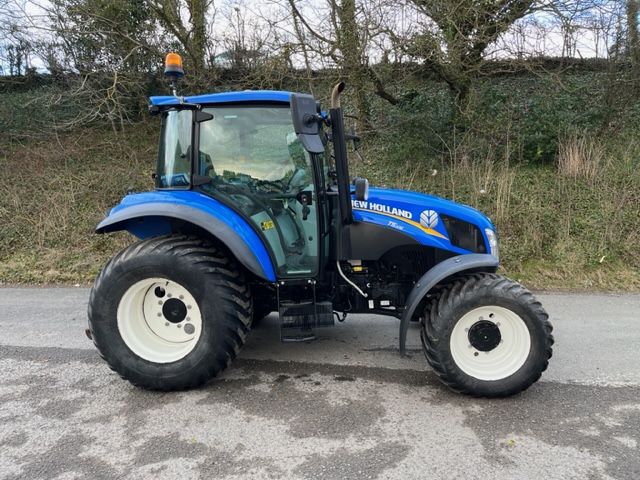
[279,300,334,342]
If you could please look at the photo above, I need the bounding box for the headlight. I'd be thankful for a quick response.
[485,228,499,260]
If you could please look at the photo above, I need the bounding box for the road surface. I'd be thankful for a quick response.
[0,288,638,479]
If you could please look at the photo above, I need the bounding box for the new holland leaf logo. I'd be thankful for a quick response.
[420,210,439,229]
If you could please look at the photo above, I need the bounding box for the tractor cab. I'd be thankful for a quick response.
[152,97,329,279]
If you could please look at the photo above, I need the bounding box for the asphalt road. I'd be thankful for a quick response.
[0,288,639,480]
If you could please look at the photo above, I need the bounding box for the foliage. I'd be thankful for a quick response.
[0,73,160,138]
[359,131,640,291]
[1,59,639,290]
[50,0,159,73]
[406,0,535,103]
[0,126,157,284]
[463,72,612,164]
[370,67,622,166]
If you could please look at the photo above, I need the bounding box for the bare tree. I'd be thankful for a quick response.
[283,0,392,131]
[0,0,35,75]
[146,0,215,75]
[403,0,537,110]
[628,0,640,75]
[215,2,270,71]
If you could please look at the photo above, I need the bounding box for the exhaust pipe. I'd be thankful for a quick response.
[331,82,345,109]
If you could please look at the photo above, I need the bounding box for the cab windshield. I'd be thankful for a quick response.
[155,104,324,277]
[198,105,307,185]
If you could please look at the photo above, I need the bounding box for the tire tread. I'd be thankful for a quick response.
[88,234,251,391]
[421,273,553,397]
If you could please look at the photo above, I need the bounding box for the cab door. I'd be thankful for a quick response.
[195,105,320,277]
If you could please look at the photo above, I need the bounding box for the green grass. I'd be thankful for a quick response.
[356,132,640,291]
[0,125,157,284]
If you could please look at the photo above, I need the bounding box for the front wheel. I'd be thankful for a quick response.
[87,235,251,391]
[421,274,553,397]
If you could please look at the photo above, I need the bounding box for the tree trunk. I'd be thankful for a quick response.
[627,0,640,78]
[188,0,207,75]
[337,0,372,133]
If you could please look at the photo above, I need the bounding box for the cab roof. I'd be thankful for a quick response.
[150,91,292,106]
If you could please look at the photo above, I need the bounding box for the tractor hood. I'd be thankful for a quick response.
[351,187,497,256]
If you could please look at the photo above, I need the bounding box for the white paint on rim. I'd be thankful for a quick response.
[117,278,203,363]
[450,306,531,381]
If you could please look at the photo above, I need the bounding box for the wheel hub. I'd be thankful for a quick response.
[163,298,187,324]
[468,320,501,352]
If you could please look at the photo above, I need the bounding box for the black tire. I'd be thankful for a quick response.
[421,274,553,397]
[87,235,251,391]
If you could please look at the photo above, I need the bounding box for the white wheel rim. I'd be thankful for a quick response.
[450,306,531,381]
[117,278,203,363]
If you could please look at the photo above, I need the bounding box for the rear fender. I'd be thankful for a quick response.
[96,191,276,281]
[399,254,499,355]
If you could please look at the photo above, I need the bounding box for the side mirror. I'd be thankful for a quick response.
[290,93,324,154]
[353,177,369,201]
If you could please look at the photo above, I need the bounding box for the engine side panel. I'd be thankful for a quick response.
[345,221,420,260]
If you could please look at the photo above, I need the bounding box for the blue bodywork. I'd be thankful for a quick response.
[100,90,294,281]
[96,190,277,281]
[150,91,292,106]
[97,186,497,282]
[93,88,504,357]
[352,187,495,256]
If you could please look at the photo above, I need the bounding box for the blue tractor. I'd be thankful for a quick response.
[87,55,553,397]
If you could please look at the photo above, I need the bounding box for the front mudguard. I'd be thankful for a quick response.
[96,191,276,281]
[399,254,499,355]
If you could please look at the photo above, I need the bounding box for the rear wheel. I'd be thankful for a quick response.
[88,235,251,391]
[421,274,553,397]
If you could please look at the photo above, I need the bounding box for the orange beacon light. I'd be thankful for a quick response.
[164,53,184,79]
